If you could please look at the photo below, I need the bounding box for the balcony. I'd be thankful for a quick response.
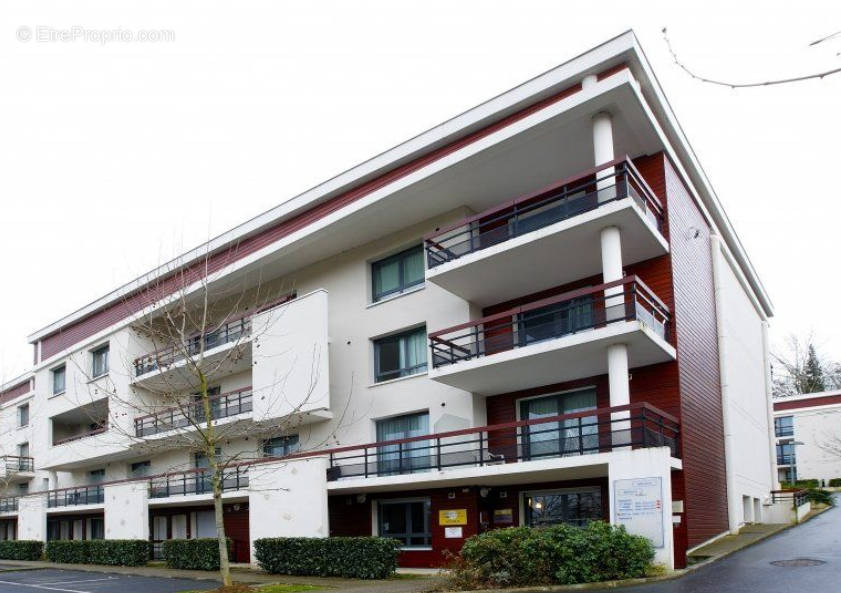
[134,387,254,437]
[149,466,249,499]
[0,456,35,483]
[132,317,252,391]
[424,158,669,307]
[0,497,18,513]
[428,276,674,395]
[47,485,105,508]
[326,402,679,487]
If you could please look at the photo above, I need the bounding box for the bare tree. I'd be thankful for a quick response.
[772,333,841,398]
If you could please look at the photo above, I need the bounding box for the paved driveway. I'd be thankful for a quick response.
[597,501,840,593]
[0,568,217,593]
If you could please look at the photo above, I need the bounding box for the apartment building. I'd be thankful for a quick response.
[0,31,777,570]
[773,390,841,485]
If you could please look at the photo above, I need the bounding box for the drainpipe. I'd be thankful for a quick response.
[710,234,740,533]
[761,320,780,492]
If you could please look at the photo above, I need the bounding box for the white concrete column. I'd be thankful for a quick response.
[608,343,631,446]
[592,111,616,202]
[104,482,149,540]
[601,226,625,321]
[248,456,329,566]
[18,494,47,542]
[608,448,674,569]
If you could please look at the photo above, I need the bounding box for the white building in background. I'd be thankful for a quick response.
[773,390,841,485]
[0,31,780,570]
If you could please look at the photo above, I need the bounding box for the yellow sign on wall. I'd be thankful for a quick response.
[439,509,468,526]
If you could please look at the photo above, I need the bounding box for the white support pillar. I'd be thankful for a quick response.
[601,225,625,321]
[608,343,631,445]
[104,482,149,540]
[18,494,47,542]
[592,111,615,202]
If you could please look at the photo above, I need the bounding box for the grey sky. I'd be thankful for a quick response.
[1,0,840,381]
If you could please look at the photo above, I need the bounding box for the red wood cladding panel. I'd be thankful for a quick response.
[660,154,728,548]
[38,64,632,361]
[0,379,31,405]
[774,394,841,411]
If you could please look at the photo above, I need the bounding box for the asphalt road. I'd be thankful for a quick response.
[599,501,840,593]
[0,568,218,593]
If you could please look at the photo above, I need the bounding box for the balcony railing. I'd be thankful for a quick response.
[777,455,795,466]
[149,466,249,498]
[2,455,34,473]
[429,276,669,369]
[134,387,254,437]
[47,485,105,508]
[425,158,664,268]
[326,402,679,481]
[0,497,18,513]
[771,489,809,508]
[53,425,107,447]
[133,318,252,377]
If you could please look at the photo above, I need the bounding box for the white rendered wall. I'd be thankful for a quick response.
[105,482,149,540]
[713,240,774,527]
[248,457,329,562]
[778,404,841,483]
[18,494,47,541]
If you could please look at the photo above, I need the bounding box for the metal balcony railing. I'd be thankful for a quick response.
[47,485,105,508]
[424,158,664,268]
[2,455,34,473]
[134,387,254,437]
[133,318,252,377]
[149,466,249,498]
[429,276,669,369]
[53,425,107,447]
[325,402,679,481]
[771,489,809,508]
[0,497,19,513]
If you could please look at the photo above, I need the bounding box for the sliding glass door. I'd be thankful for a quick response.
[519,389,597,460]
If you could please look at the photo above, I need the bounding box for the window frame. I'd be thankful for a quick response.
[521,486,603,528]
[774,416,794,438]
[18,403,29,428]
[89,468,106,483]
[377,497,432,549]
[130,460,151,477]
[91,344,110,379]
[262,435,300,458]
[373,326,428,383]
[51,365,66,396]
[370,245,425,303]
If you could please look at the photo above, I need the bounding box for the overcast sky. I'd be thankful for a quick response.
[1,0,840,381]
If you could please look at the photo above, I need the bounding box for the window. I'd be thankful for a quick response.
[89,517,105,540]
[378,499,431,548]
[130,461,151,477]
[376,412,429,475]
[776,441,796,466]
[263,435,300,457]
[523,488,603,528]
[89,469,105,483]
[519,389,597,459]
[18,404,29,427]
[18,483,28,494]
[52,365,66,395]
[17,443,29,467]
[371,245,424,302]
[91,344,109,378]
[518,297,594,346]
[194,449,221,494]
[775,416,794,438]
[374,327,427,382]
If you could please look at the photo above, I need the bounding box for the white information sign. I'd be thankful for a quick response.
[444,526,463,539]
[613,477,664,548]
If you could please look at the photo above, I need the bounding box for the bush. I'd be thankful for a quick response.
[46,540,149,566]
[46,540,91,564]
[88,540,150,566]
[828,478,841,488]
[0,540,43,560]
[450,522,655,588]
[254,537,400,579]
[162,538,231,571]
[805,488,835,506]
[782,479,820,490]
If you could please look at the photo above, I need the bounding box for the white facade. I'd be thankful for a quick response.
[0,31,777,569]
[773,391,841,485]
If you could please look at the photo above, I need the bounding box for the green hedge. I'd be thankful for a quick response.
[829,478,841,488]
[0,540,43,560]
[254,537,400,579]
[450,522,654,588]
[162,538,231,571]
[782,479,820,489]
[45,540,149,566]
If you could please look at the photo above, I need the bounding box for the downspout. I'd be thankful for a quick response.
[761,320,780,492]
[710,234,740,533]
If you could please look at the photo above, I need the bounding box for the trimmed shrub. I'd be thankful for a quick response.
[88,540,150,566]
[254,537,401,579]
[162,538,231,571]
[0,540,43,561]
[782,479,820,490]
[828,478,841,488]
[46,540,91,564]
[450,522,655,589]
